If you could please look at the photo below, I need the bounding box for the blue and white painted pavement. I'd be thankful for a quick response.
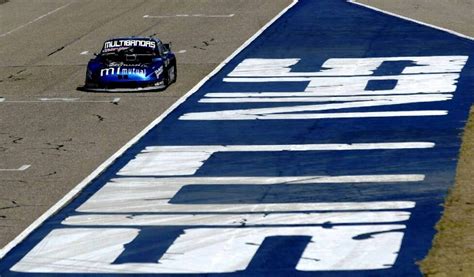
[1,0,474,275]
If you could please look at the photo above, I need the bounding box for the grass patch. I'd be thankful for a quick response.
[420,106,474,276]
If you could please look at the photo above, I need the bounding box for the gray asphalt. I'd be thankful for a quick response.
[0,0,291,248]
[356,0,474,37]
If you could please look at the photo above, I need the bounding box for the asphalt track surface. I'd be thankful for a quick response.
[1,0,474,276]
[356,0,474,39]
[0,0,291,248]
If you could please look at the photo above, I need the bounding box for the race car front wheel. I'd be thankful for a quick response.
[165,65,177,86]
[169,65,176,84]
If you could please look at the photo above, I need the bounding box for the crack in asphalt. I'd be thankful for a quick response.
[193,38,215,50]
[47,46,65,57]
[41,171,57,177]
[0,179,27,184]
[5,68,29,82]
[44,142,67,151]
[11,136,23,144]
[0,200,20,211]
[94,114,105,121]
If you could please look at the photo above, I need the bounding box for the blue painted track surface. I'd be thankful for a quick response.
[1,0,474,276]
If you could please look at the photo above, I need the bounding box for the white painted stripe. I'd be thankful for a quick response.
[0,98,5,102]
[80,51,89,55]
[182,95,451,121]
[180,110,447,120]
[177,50,187,54]
[39,98,79,102]
[148,143,434,152]
[222,71,463,98]
[78,200,415,213]
[17,165,31,171]
[205,91,451,97]
[118,143,433,176]
[1,98,121,103]
[0,0,300,259]
[63,211,410,226]
[0,3,72,38]
[193,14,235,18]
[348,0,474,41]
[223,74,460,83]
[110,175,426,185]
[144,14,234,18]
[228,56,468,77]
[0,165,31,172]
[211,65,463,96]
[200,94,452,103]
[78,177,418,213]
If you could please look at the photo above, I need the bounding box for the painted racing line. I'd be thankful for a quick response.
[1,0,474,275]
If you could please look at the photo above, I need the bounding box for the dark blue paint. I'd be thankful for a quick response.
[365,79,398,90]
[2,0,474,276]
[372,61,418,76]
[114,228,185,264]
[245,236,312,271]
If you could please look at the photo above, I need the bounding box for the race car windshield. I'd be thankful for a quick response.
[101,46,155,55]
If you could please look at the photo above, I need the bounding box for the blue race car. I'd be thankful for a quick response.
[83,37,176,92]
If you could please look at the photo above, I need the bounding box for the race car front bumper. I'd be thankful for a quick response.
[81,81,165,92]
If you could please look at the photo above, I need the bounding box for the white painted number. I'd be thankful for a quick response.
[180,56,467,120]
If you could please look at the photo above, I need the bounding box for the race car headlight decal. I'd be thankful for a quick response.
[87,69,93,79]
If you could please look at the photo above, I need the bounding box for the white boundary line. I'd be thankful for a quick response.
[0,0,299,260]
[0,97,121,103]
[144,14,235,18]
[348,0,474,41]
[0,165,31,172]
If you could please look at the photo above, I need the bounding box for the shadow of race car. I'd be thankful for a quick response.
[82,37,176,92]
